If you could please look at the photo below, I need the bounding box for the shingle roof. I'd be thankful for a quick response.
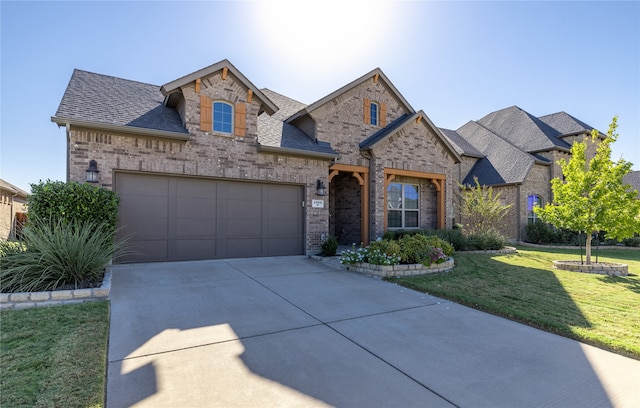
[359,114,411,149]
[53,69,188,135]
[0,179,29,197]
[538,111,599,137]
[257,89,338,158]
[456,120,539,186]
[476,106,570,153]
[439,128,484,158]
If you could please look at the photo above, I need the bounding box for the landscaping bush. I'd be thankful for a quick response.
[0,219,125,293]
[461,230,506,251]
[28,180,119,233]
[340,241,401,266]
[623,236,640,247]
[321,236,338,256]
[525,221,556,244]
[367,239,401,258]
[420,235,455,257]
[0,240,26,257]
[398,234,434,264]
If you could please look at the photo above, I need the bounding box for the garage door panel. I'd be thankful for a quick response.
[118,174,169,196]
[226,239,262,258]
[118,240,169,263]
[176,197,216,218]
[116,173,304,263]
[119,217,168,238]
[175,239,216,260]
[175,218,216,238]
[266,238,301,255]
[265,219,300,236]
[176,179,216,198]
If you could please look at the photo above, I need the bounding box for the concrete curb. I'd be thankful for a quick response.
[0,270,111,310]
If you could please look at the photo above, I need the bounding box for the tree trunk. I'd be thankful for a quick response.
[585,232,592,265]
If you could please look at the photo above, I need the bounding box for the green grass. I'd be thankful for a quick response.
[0,301,109,408]
[388,246,640,359]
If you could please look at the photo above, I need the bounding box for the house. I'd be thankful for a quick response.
[52,60,461,263]
[441,107,604,240]
[0,179,28,241]
[623,171,640,199]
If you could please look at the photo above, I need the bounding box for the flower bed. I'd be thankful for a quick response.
[340,235,455,277]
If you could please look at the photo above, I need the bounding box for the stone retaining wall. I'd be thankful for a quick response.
[348,257,455,278]
[552,261,628,276]
[0,270,111,310]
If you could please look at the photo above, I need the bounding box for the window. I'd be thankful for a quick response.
[387,183,419,228]
[370,102,379,126]
[213,101,233,133]
[527,195,542,223]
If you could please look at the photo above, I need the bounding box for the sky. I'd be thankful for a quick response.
[1,1,639,193]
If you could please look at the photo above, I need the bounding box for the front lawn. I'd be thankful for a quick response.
[387,246,640,359]
[0,301,109,407]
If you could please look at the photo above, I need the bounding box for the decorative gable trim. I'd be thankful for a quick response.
[161,59,278,115]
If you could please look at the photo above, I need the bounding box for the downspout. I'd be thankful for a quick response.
[66,123,71,182]
[516,185,521,242]
[10,192,17,240]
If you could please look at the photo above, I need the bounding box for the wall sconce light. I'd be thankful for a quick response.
[316,179,327,196]
[86,160,100,183]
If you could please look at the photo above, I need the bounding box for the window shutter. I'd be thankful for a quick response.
[363,98,370,124]
[380,103,387,127]
[200,95,212,132]
[235,102,246,136]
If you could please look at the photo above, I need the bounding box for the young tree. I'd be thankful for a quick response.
[536,116,640,264]
[459,177,512,235]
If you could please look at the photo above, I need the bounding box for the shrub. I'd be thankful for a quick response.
[321,236,338,256]
[0,219,126,293]
[367,239,401,258]
[525,221,555,244]
[0,241,26,257]
[28,180,119,233]
[398,234,434,264]
[623,236,640,247]
[465,230,506,250]
[421,235,455,257]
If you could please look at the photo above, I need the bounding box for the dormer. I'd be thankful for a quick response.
[160,60,278,138]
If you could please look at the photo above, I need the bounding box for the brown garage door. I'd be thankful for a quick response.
[115,173,304,263]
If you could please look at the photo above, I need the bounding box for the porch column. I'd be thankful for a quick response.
[431,178,445,229]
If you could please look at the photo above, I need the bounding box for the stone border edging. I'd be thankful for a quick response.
[459,246,517,254]
[0,270,111,310]
[348,257,455,278]
[518,241,640,250]
[553,260,628,276]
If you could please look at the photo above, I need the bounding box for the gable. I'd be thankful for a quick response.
[286,68,414,124]
[160,59,277,116]
[361,111,462,164]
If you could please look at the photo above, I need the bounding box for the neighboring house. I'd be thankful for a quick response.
[623,171,640,199]
[52,60,461,263]
[441,107,605,240]
[0,179,28,241]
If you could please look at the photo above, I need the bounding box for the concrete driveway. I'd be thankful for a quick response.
[106,256,639,407]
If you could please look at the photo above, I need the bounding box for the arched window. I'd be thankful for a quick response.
[527,195,543,223]
[213,101,233,134]
[370,102,379,126]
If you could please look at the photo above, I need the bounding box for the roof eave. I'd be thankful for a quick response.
[257,143,339,160]
[51,117,191,141]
